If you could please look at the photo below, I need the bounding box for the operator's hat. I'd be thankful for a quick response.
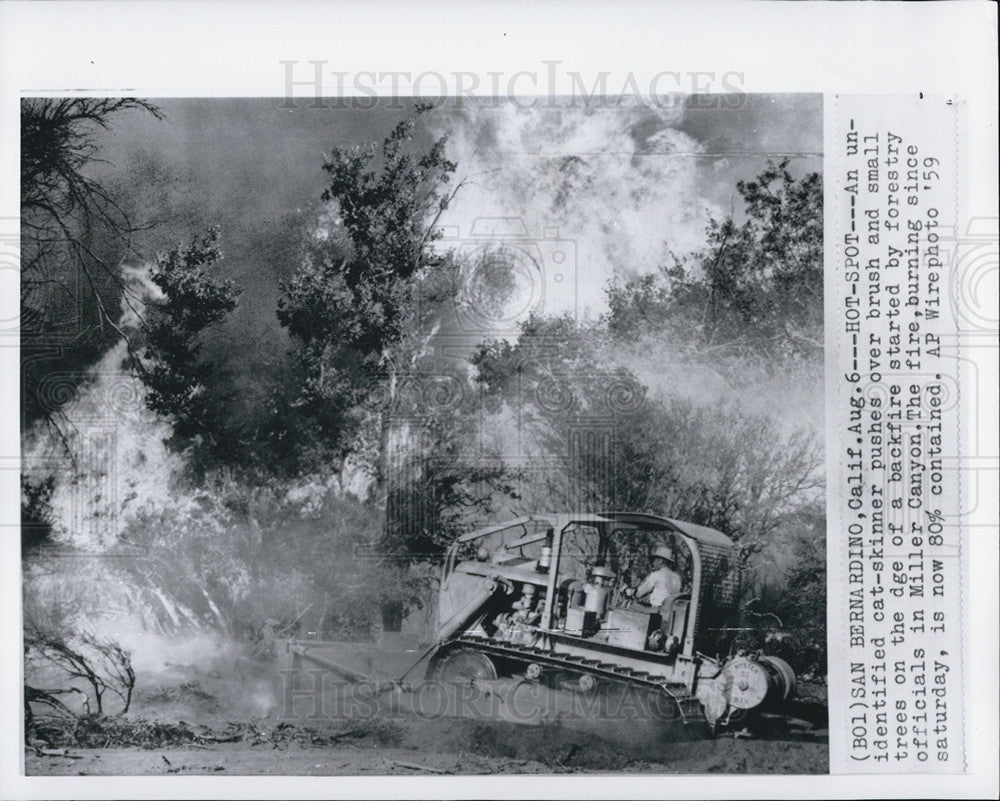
[652,545,675,562]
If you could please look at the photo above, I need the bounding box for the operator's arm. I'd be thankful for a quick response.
[635,573,654,600]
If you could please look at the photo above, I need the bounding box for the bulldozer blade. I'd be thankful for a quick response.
[278,634,435,685]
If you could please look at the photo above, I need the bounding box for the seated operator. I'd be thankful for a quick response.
[625,544,682,616]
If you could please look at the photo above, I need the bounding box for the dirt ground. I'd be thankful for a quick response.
[25,683,829,776]
[26,736,828,776]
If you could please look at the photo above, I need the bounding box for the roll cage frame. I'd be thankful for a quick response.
[443,512,738,659]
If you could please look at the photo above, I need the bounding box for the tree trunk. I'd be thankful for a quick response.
[377,371,400,632]
[379,599,404,633]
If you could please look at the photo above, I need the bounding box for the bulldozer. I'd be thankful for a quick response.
[277,512,796,734]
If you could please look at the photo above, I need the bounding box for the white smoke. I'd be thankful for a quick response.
[432,100,720,323]
[429,101,823,434]
[22,341,186,550]
[20,264,185,549]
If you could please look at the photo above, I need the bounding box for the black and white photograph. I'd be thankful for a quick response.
[17,92,827,776]
[1,2,997,798]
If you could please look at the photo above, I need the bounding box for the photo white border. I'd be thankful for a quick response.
[1,1,996,799]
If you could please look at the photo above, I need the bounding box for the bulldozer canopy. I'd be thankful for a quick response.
[600,513,736,549]
[455,512,735,550]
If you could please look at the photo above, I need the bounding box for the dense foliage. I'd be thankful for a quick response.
[607,160,823,367]
[473,313,822,565]
[142,228,240,461]
[273,110,457,476]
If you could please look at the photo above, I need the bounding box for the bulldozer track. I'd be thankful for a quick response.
[449,635,707,725]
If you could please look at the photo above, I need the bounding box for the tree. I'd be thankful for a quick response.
[21,98,164,385]
[472,313,822,566]
[274,108,459,477]
[471,161,825,650]
[23,573,136,724]
[275,109,514,629]
[364,357,520,630]
[21,98,163,547]
[606,160,822,366]
[140,227,240,467]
